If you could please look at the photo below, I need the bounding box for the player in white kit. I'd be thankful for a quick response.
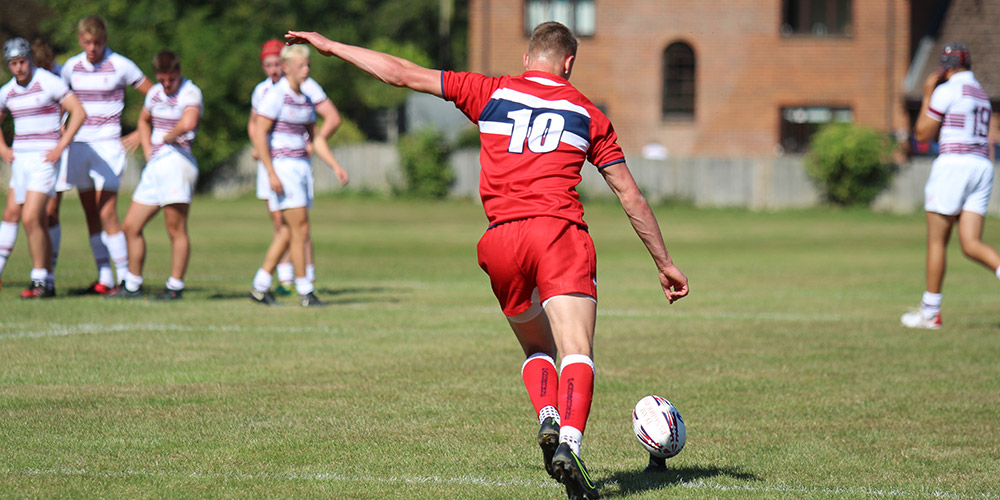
[106,51,202,301]
[249,44,348,306]
[0,38,87,297]
[902,43,1000,329]
[61,15,153,295]
[249,39,344,296]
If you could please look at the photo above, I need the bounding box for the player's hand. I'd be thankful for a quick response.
[43,146,64,165]
[658,263,689,304]
[121,131,141,154]
[269,172,284,195]
[0,148,14,164]
[334,167,349,187]
[924,72,944,95]
[285,31,334,57]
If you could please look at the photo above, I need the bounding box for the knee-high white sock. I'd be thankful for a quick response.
[102,231,129,284]
[0,221,18,277]
[89,233,113,286]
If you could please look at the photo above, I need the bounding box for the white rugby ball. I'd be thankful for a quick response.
[632,395,686,458]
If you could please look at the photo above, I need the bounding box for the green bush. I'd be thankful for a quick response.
[397,127,455,199]
[805,123,897,206]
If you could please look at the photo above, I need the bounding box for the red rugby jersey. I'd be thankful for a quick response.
[442,70,625,228]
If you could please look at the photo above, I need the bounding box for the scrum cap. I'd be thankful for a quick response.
[260,39,284,60]
[939,42,970,71]
[3,37,32,64]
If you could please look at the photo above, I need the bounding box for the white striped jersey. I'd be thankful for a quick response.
[254,77,316,160]
[251,76,327,113]
[62,48,147,143]
[926,71,992,158]
[0,69,72,152]
[143,78,203,160]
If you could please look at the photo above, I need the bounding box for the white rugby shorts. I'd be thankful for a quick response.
[55,147,72,192]
[924,154,995,216]
[10,151,58,204]
[65,139,128,192]
[131,150,199,207]
[266,157,314,212]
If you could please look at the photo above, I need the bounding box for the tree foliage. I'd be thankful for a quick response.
[805,123,898,206]
[4,0,468,178]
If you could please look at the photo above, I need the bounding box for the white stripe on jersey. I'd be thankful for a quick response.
[489,88,591,117]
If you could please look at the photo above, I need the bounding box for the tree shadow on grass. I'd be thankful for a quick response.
[598,464,760,498]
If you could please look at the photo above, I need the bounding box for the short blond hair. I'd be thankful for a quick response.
[280,44,309,62]
[78,15,107,39]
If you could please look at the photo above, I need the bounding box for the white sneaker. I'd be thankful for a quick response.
[900,309,941,329]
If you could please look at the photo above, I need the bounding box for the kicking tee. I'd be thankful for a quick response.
[926,71,992,158]
[62,48,147,143]
[255,77,316,160]
[144,78,203,160]
[0,69,72,152]
[442,70,625,228]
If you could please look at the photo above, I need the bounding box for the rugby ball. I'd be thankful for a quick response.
[632,395,685,458]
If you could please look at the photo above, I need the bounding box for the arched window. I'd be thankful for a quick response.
[662,42,695,119]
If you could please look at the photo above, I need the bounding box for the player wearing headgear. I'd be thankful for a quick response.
[248,43,348,307]
[0,37,87,297]
[286,22,688,499]
[249,39,344,297]
[902,43,999,329]
[105,51,202,301]
[60,15,153,295]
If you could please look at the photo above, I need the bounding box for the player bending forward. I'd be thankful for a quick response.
[106,51,202,300]
[0,38,86,297]
[902,43,1000,329]
[286,22,688,499]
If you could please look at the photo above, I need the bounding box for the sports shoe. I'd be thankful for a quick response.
[273,282,293,296]
[643,453,668,473]
[300,291,327,307]
[551,443,600,500]
[153,288,183,301]
[900,309,941,329]
[249,288,278,305]
[71,280,113,296]
[105,283,144,299]
[538,417,561,480]
[20,280,55,299]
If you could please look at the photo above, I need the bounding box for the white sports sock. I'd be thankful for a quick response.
[306,264,316,283]
[921,291,943,318]
[30,267,48,283]
[995,266,1000,281]
[276,262,294,283]
[0,220,18,276]
[559,425,583,455]
[295,276,314,296]
[253,268,272,292]
[166,276,184,291]
[124,272,143,292]
[539,405,560,425]
[102,231,129,284]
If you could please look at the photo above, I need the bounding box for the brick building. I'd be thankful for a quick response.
[467,0,995,159]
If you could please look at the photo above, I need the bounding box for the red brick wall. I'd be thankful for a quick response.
[468,0,912,158]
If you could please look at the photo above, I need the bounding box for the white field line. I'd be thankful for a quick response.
[0,322,342,340]
[4,468,998,498]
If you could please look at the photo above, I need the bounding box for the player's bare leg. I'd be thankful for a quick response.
[956,211,1000,271]
[107,201,158,299]
[156,203,191,300]
[19,191,54,298]
[45,192,62,288]
[250,220,291,305]
[268,205,294,294]
[282,206,322,306]
[903,212,953,329]
[76,189,116,291]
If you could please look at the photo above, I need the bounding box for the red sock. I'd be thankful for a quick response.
[521,354,558,417]
[559,355,595,436]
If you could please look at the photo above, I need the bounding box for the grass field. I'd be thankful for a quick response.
[2,193,999,499]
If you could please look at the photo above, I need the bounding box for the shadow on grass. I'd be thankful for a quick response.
[206,286,404,305]
[598,464,760,498]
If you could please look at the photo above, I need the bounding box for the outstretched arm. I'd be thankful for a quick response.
[285,31,442,97]
[601,162,689,304]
